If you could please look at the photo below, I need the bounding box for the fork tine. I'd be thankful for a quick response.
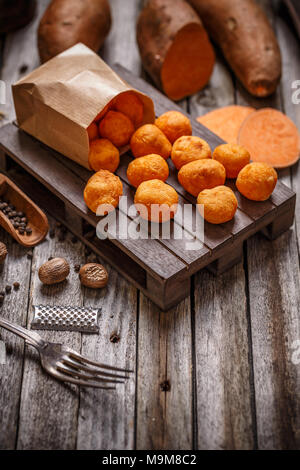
[67,350,134,373]
[51,370,116,389]
[63,357,130,380]
[57,364,125,385]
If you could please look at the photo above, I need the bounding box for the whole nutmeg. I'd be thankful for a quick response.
[79,263,108,288]
[0,242,7,264]
[38,257,70,285]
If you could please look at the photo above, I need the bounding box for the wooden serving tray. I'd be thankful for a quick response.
[0,65,296,310]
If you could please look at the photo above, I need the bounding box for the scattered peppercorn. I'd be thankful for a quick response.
[0,196,31,235]
[13,282,20,290]
[74,264,81,273]
[110,333,120,343]
[5,285,11,294]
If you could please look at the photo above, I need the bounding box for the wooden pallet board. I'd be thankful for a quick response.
[0,65,296,310]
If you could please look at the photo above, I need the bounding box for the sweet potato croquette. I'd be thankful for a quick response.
[236,162,277,201]
[213,143,250,179]
[113,92,144,128]
[178,159,226,197]
[84,170,123,215]
[197,186,238,224]
[171,136,211,170]
[134,179,178,223]
[155,111,192,144]
[130,124,172,159]
[88,139,120,173]
[87,122,99,141]
[99,110,135,147]
[127,154,169,188]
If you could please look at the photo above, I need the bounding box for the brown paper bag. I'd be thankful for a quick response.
[12,43,155,169]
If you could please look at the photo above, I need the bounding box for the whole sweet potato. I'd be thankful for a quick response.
[137,0,215,101]
[187,0,281,97]
[38,0,111,63]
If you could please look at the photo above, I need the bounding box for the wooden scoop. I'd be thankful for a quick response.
[0,174,49,247]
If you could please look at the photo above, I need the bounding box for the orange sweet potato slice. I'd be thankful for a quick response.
[238,108,300,169]
[197,106,255,144]
[137,0,215,101]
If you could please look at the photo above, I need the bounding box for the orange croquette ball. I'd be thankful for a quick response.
[113,91,144,128]
[130,124,172,159]
[84,170,123,215]
[178,159,226,197]
[87,122,99,141]
[197,186,238,224]
[171,136,211,170]
[213,143,250,179]
[236,162,277,201]
[155,110,192,144]
[88,139,120,173]
[99,110,135,147]
[134,179,178,223]
[127,154,169,188]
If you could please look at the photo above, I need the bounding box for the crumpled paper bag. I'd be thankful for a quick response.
[12,43,155,169]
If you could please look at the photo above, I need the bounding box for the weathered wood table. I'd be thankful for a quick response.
[0,0,299,450]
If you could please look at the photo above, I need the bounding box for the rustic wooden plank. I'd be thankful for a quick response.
[235,0,300,449]
[0,0,50,449]
[276,0,300,243]
[102,0,142,76]
[246,231,300,449]
[0,228,32,449]
[77,259,137,450]
[194,265,255,449]
[189,53,254,448]
[16,218,85,449]
[136,296,193,450]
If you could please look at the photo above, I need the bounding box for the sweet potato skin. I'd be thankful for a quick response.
[188,0,281,97]
[137,0,214,99]
[38,0,111,63]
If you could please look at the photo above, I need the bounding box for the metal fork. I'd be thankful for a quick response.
[0,317,133,389]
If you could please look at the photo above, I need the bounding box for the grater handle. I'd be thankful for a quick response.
[0,316,47,349]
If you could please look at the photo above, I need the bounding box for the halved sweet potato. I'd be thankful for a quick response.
[137,0,215,101]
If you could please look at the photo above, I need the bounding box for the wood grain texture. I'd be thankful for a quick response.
[77,258,137,450]
[0,228,32,449]
[194,265,255,449]
[136,296,193,450]
[235,0,300,450]
[0,4,50,448]
[16,219,84,449]
[247,231,300,449]
[189,53,254,449]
